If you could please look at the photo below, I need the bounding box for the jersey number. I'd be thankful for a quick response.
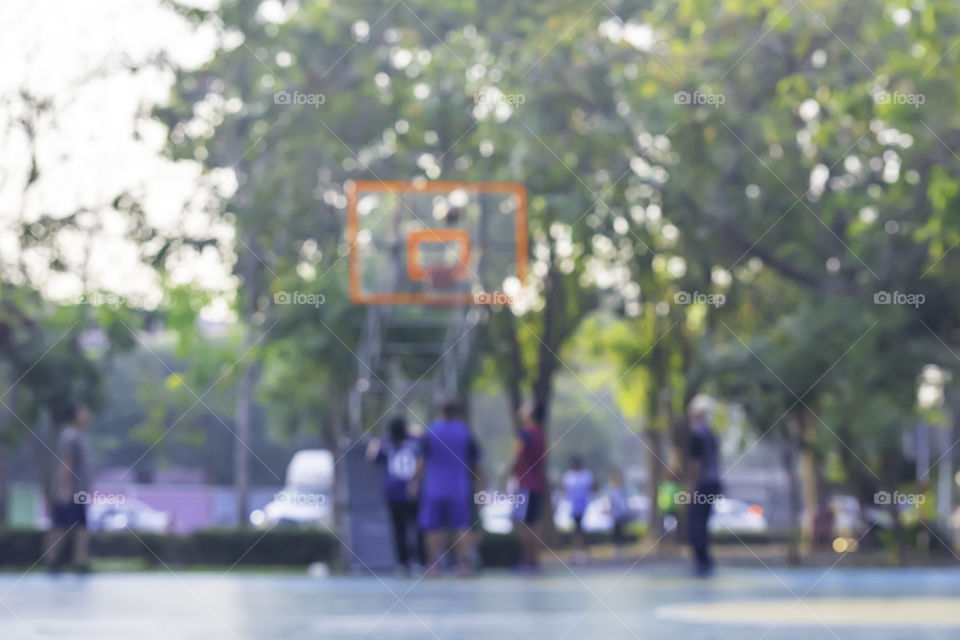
[388,449,417,481]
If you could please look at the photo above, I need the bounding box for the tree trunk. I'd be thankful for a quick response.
[233,324,261,527]
[0,443,7,526]
[0,376,11,526]
[533,265,566,419]
[783,415,802,565]
[674,312,695,477]
[498,310,524,430]
[234,356,254,527]
[646,325,671,547]
[532,359,559,545]
[34,410,55,518]
[939,394,960,534]
[882,448,906,565]
[644,424,665,542]
[328,394,349,571]
[233,213,262,527]
[797,408,819,556]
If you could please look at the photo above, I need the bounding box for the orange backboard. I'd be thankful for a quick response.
[345,180,527,305]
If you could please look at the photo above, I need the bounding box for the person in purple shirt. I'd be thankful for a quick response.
[366,415,425,572]
[413,398,481,577]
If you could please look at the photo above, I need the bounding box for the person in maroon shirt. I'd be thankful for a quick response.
[510,401,548,571]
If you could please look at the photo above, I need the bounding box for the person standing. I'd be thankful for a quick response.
[367,415,425,574]
[414,398,481,577]
[509,401,547,572]
[48,404,93,574]
[687,397,722,577]
[608,471,630,560]
[562,455,593,565]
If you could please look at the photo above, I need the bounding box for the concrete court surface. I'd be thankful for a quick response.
[0,565,958,639]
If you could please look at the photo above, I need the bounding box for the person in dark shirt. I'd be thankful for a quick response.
[48,404,93,573]
[367,415,424,572]
[687,397,722,577]
[413,398,481,577]
[509,401,548,571]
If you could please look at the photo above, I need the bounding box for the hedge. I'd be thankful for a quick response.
[0,528,525,569]
[478,533,522,567]
[0,529,44,567]
[0,528,337,568]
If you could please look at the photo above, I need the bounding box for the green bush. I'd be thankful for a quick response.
[876,521,955,557]
[92,531,166,558]
[0,529,44,567]
[1,528,527,569]
[551,530,641,547]
[174,528,337,566]
[0,528,337,568]
[478,532,522,567]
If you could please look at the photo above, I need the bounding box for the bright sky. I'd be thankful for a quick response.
[0,0,234,316]
[0,1,700,324]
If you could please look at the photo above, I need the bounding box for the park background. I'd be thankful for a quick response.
[1,0,960,575]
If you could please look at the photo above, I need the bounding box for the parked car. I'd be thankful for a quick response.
[480,500,516,534]
[708,498,769,535]
[87,497,173,534]
[831,494,894,534]
[481,489,649,535]
[625,494,651,524]
[830,494,862,535]
[250,449,334,528]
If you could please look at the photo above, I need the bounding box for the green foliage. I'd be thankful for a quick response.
[151,0,960,500]
[0,286,121,443]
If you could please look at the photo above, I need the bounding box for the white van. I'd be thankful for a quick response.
[250,449,334,528]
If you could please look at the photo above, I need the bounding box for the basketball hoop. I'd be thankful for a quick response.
[345,180,527,305]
